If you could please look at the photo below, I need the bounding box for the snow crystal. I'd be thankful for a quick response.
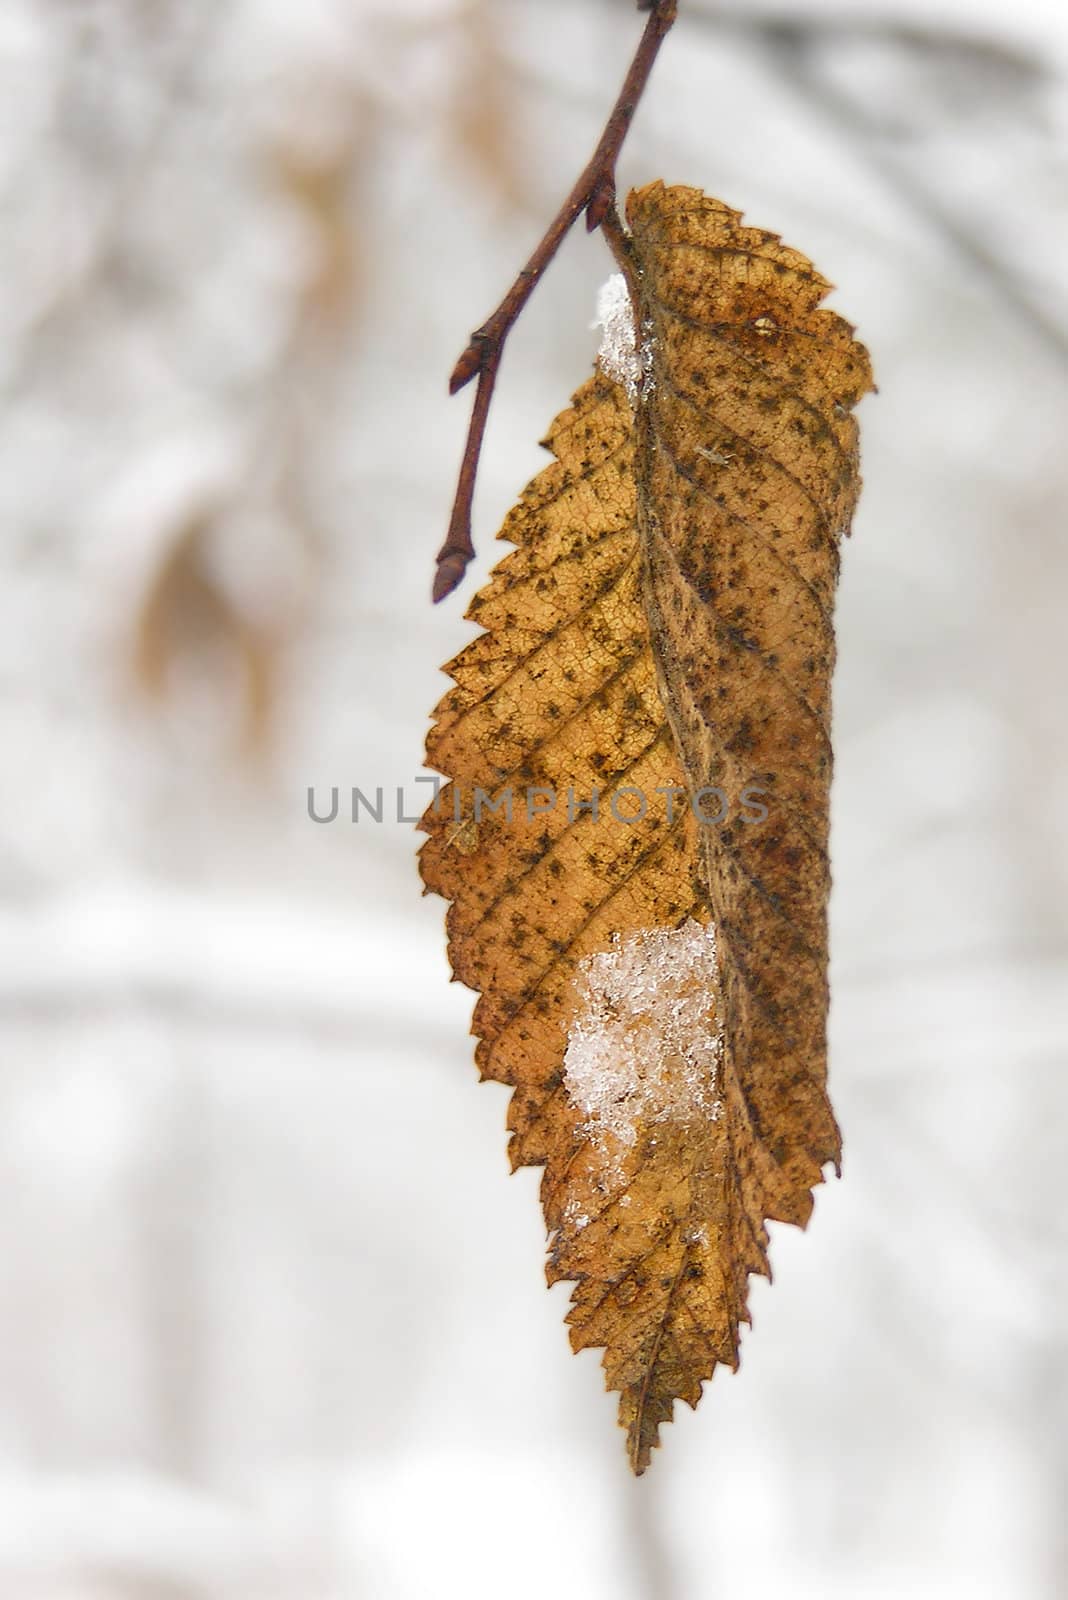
[592,274,636,393]
[562,919,723,1156]
[591,274,655,403]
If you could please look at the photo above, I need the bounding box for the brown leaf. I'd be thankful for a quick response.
[420,182,873,1471]
[271,105,370,326]
[446,1,528,215]
[133,515,279,753]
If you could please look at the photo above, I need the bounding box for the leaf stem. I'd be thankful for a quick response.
[433,0,678,602]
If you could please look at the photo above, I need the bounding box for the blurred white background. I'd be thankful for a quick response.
[0,0,1066,1595]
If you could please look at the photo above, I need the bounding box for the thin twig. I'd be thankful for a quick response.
[433,0,678,602]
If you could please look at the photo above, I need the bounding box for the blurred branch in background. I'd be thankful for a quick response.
[690,5,1049,90]
[1,8,226,404]
[685,3,1068,364]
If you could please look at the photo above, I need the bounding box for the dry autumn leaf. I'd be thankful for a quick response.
[420,181,873,1471]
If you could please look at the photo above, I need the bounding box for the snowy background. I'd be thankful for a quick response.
[1,0,1066,1595]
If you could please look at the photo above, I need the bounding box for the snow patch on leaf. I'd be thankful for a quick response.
[591,273,655,402]
[592,274,637,394]
[563,919,723,1155]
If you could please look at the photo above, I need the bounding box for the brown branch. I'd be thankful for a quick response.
[433,0,678,603]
